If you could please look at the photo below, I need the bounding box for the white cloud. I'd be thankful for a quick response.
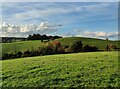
[74,30,119,39]
[61,28,119,40]
[0,22,60,37]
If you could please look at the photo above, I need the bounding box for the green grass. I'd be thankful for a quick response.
[2,51,119,87]
[2,40,45,55]
[2,37,119,55]
[56,37,119,50]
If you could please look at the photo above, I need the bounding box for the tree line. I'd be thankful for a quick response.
[27,34,62,42]
[3,40,99,60]
[1,34,62,43]
[2,39,119,60]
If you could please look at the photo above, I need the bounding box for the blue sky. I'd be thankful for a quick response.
[1,2,119,40]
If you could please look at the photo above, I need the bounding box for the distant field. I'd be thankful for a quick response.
[2,37,119,55]
[2,51,118,87]
[57,37,119,50]
[2,40,45,55]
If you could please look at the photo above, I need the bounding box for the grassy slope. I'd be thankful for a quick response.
[2,37,119,55]
[2,51,118,87]
[56,37,119,50]
[2,40,44,55]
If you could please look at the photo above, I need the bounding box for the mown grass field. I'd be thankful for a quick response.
[2,51,119,87]
[2,37,119,55]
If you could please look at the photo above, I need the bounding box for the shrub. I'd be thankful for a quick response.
[64,48,72,53]
[16,51,22,58]
[23,49,31,57]
[3,53,16,60]
[106,44,117,51]
[52,41,64,54]
[38,47,46,55]
[3,53,9,60]
[83,44,98,52]
[53,41,61,47]
[64,46,69,49]
[44,45,54,55]
[44,42,53,54]
[90,45,98,52]
[56,46,65,54]
[69,40,83,52]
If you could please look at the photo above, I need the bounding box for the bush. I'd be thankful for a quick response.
[64,46,69,49]
[3,53,15,60]
[56,46,65,54]
[52,41,64,54]
[16,51,22,58]
[69,40,83,52]
[23,49,31,57]
[64,48,72,53]
[38,47,46,55]
[44,45,54,55]
[106,44,117,51]
[3,53,9,60]
[83,44,98,52]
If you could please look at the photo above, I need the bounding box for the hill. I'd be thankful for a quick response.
[2,40,45,55]
[2,37,119,55]
[2,51,118,87]
[56,37,119,50]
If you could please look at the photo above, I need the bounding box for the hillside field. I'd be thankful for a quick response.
[2,37,119,55]
[2,51,119,87]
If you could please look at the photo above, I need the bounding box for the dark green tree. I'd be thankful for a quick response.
[69,40,83,52]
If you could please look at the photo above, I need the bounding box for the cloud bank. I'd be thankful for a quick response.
[0,22,60,37]
[62,29,119,40]
[0,22,119,40]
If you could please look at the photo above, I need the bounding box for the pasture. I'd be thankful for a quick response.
[57,37,119,50]
[2,37,119,55]
[2,40,45,55]
[2,51,119,87]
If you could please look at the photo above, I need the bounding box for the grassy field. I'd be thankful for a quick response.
[2,37,119,55]
[2,51,119,87]
[57,37,119,50]
[2,40,45,55]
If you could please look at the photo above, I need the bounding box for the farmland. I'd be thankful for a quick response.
[2,37,119,55]
[2,51,119,87]
[57,37,119,50]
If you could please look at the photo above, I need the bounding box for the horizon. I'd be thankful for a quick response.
[1,35,119,41]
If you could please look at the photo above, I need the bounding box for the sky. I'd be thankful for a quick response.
[0,2,119,40]
[1,0,119,2]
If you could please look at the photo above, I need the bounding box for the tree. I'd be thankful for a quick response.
[69,40,83,52]
[27,35,32,40]
[42,34,48,40]
[105,37,109,41]
[52,41,64,53]
[36,34,41,40]
[83,44,98,52]
[16,51,22,58]
[106,44,117,51]
[27,34,62,41]
[24,49,31,57]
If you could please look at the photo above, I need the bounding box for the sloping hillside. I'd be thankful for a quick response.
[2,37,119,55]
[2,51,118,87]
[56,37,119,50]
